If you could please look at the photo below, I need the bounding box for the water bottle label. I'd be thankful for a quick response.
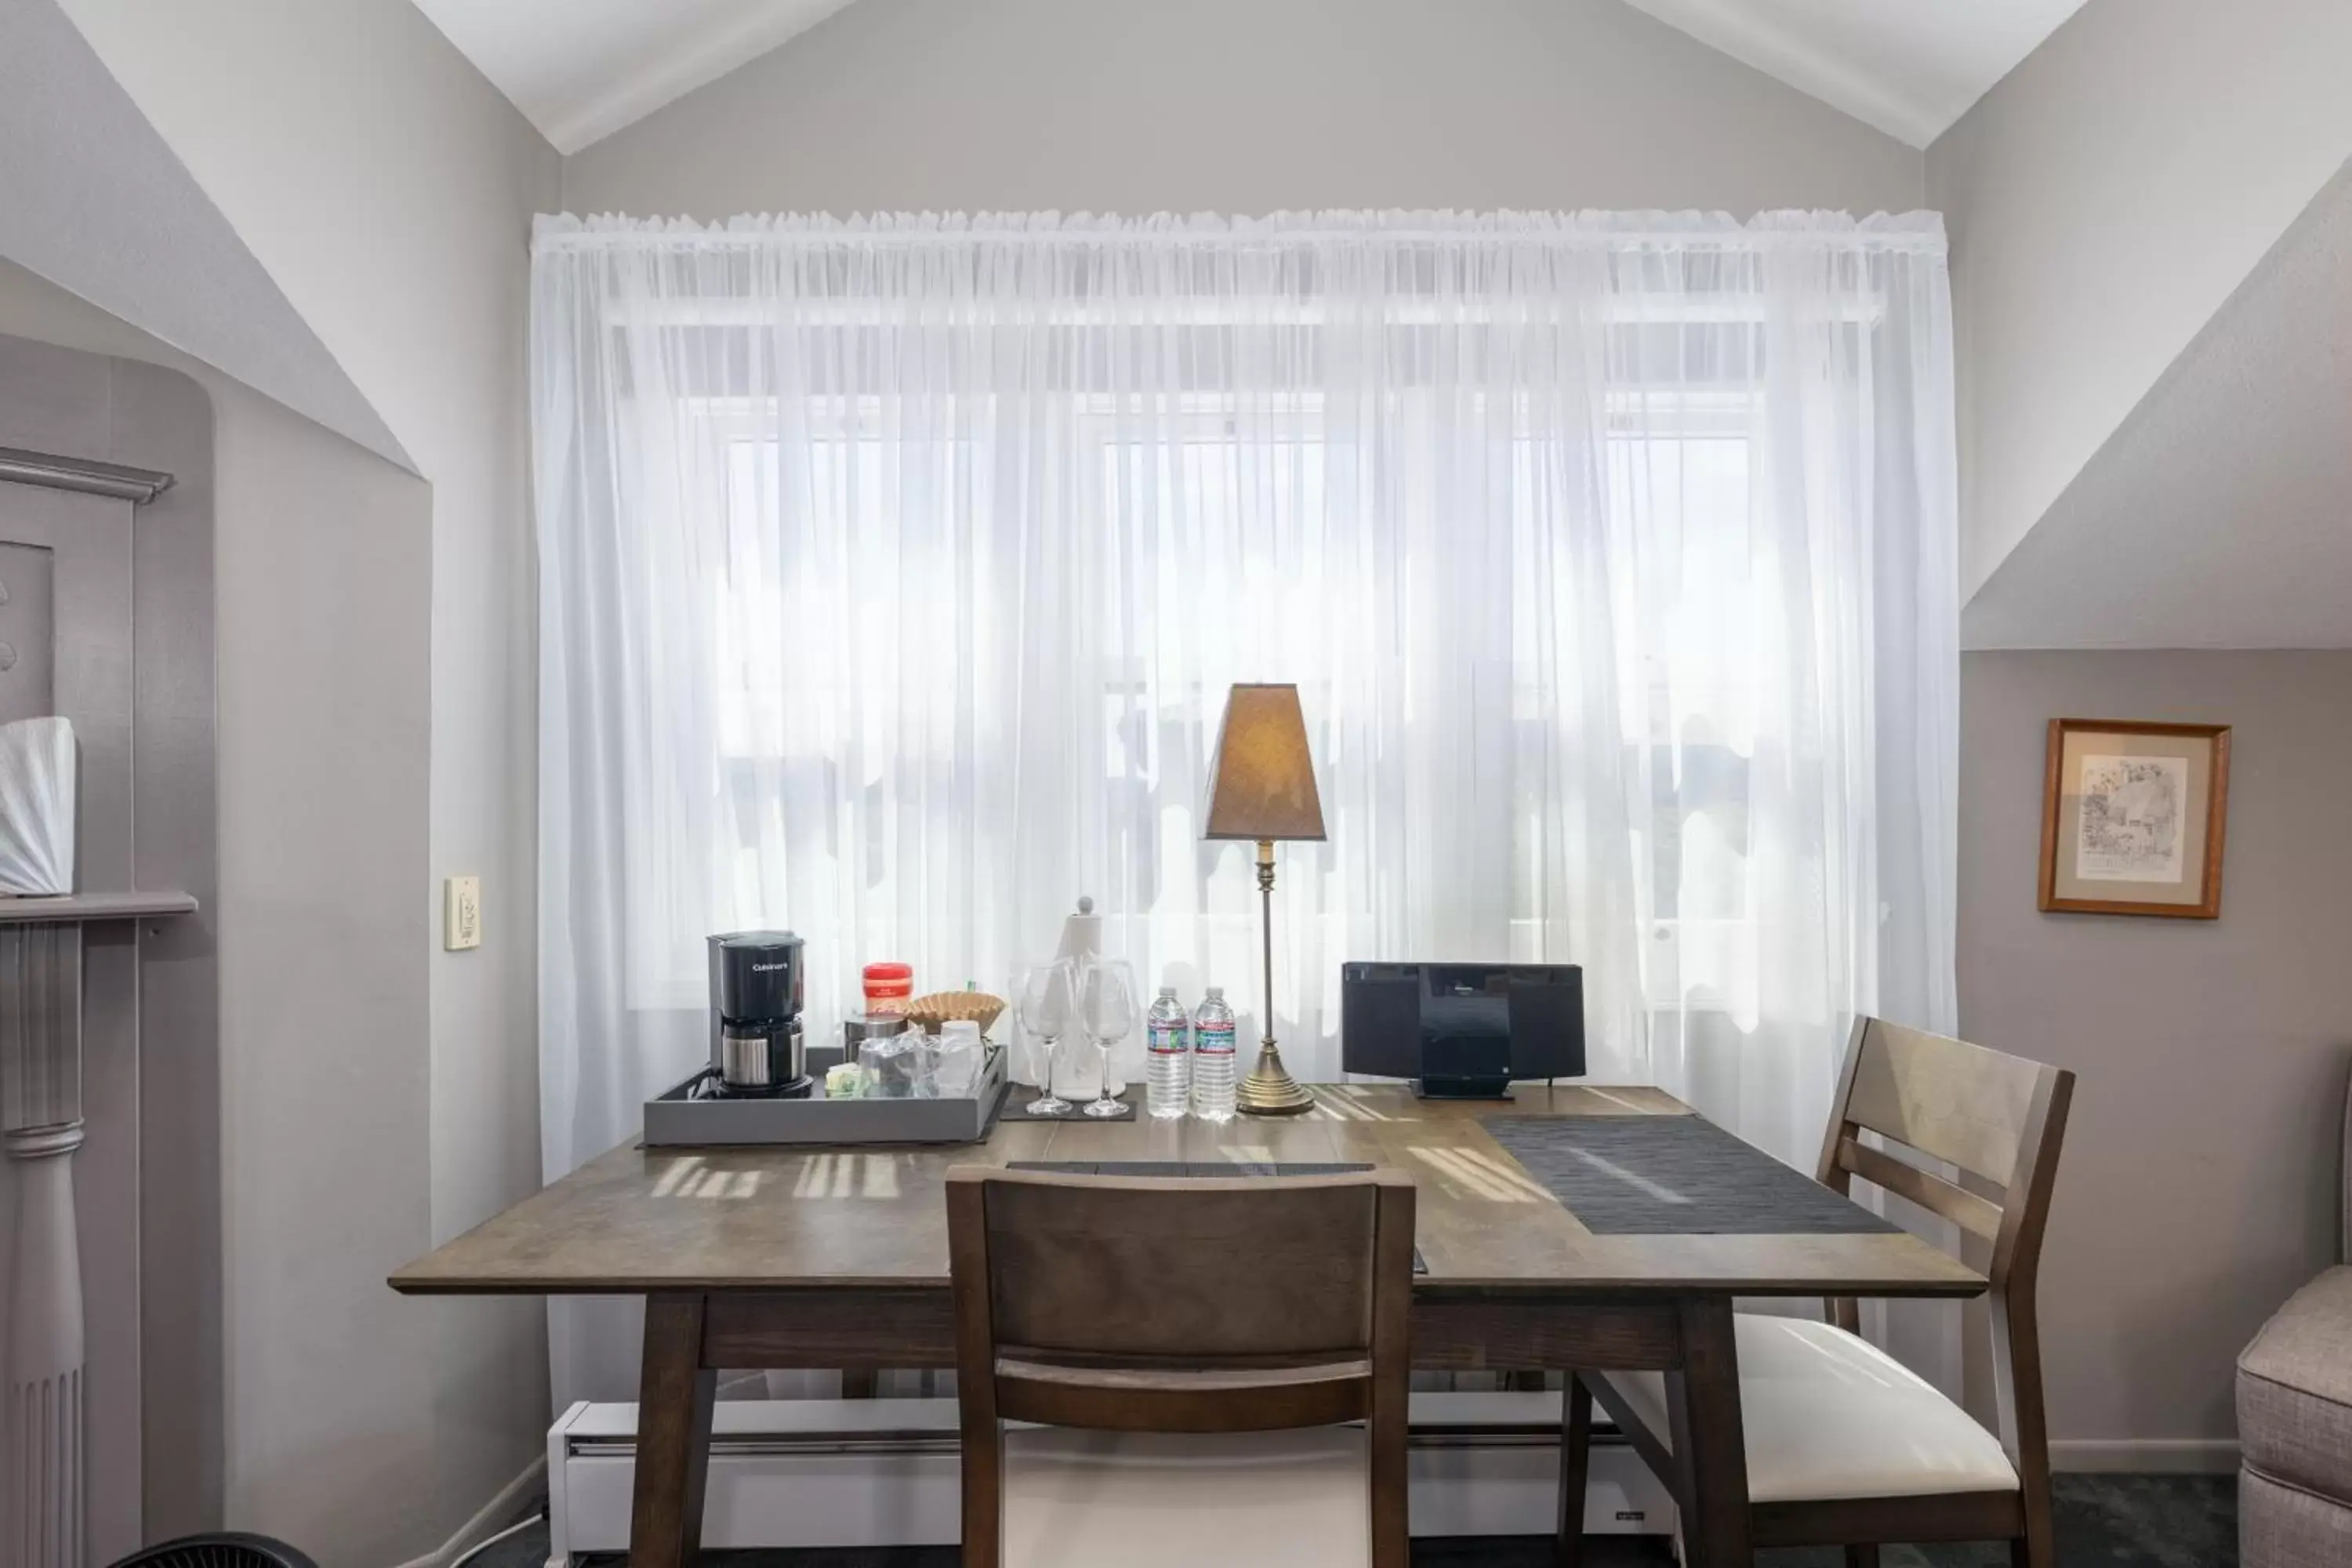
[1197,1022,1236,1055]
[1148,1022,1186,1055]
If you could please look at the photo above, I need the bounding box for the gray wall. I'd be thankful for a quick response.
[42,2,563,1555]
[0,261,447,1563]
[563,0,1924,219]
[1962,650,2352,1465]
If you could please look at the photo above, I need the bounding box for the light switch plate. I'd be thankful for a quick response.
[445,875,482,951]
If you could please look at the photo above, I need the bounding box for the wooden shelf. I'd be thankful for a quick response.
[0,891,198,924]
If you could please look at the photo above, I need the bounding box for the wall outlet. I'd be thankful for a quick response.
[445,875,482,951]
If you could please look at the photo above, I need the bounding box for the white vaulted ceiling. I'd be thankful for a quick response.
[410,0,2089,155]
[408,0,858,154]
[1620,0,2089,147]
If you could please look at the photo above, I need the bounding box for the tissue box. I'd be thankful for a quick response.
[0,716,74,896]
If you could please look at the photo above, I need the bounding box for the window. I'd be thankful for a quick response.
[687,385,1758,1026]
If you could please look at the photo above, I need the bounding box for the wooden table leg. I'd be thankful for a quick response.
[632,1293,717,1568]
[1555,1374,1592,1567]
[1666,1298,1754,1567]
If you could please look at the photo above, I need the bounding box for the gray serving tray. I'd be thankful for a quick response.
[643,1043,1009,1148]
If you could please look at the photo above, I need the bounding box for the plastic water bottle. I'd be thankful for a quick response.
[1145,987,1192,1119]
[1191,987,1238,1122]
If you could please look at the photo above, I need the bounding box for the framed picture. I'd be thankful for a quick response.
[2038,718,2230,919]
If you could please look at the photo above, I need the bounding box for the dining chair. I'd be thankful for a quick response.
[945,1164,1417,1568]
[1562,1017,2074,1568]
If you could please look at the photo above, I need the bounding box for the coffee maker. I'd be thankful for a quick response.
[707,931,811,1098]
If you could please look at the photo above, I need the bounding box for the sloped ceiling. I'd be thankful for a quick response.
[0,0,412,470]
[410,0,857,154]
[1965,154,2352,649]
[1622,0,2089,147]
[416,0,2085,155]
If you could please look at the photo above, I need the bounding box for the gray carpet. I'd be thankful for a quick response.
[474,1473,2239,1566]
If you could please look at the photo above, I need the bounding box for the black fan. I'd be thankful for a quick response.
[108,1535,318,1568]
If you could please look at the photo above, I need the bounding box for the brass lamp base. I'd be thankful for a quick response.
[1236,1040,1316,1116]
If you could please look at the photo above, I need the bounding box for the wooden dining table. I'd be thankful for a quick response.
[391,1083,1984,1567]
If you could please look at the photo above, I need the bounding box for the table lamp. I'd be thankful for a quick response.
[1203,683,1325,1116]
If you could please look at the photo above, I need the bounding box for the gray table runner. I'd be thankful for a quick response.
[1483,1114,1897,1236]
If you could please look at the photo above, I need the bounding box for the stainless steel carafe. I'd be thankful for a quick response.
[719,1017,805,1094]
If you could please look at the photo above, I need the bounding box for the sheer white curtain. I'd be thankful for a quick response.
[532,210,1958,1406]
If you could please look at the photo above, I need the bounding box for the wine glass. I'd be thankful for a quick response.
[1014,960,1075,1116]
[1077,957,1138,1119]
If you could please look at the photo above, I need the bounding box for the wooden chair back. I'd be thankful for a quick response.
[1817,1018,2072,1291]
[946,1166,1417,1568]
[1814,1017,2074,1508]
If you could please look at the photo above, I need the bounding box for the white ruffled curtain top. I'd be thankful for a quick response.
[536,207,1948,244]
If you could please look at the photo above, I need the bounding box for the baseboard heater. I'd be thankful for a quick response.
[546,1392,1676,1563]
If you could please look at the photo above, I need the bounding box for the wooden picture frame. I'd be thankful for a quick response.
[2038,718,2230,919]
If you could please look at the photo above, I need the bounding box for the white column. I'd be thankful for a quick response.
[2,923,85,1568]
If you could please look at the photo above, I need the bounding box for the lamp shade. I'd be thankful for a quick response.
[1203,684,1326,842]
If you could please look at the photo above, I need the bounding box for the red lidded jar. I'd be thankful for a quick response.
[862,961,914,1014]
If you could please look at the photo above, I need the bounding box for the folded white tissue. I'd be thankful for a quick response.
[0,715,76,896]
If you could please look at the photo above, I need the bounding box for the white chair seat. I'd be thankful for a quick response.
[1602,1315,2019,1504]
[1003,1425,1370,1567]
